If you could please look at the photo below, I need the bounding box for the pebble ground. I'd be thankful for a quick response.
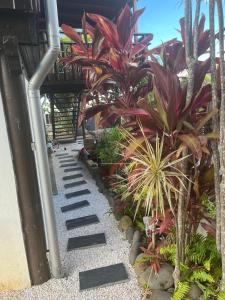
[0,141,141,300]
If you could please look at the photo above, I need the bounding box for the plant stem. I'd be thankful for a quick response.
[209,0,221,252]
[174,0,201,287]
[217,0,225,284]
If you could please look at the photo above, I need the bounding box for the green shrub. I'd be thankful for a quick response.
[96,127,123,166]
[161,234,222,300]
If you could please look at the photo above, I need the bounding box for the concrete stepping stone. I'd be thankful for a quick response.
[62,174,83,181]
[65,189,91,199]
[66,214,99,230]
[64,167,82,173]
[60,163,77,168]
[67,233,106,251]
[60,159,76,163]
[79,263,129,291]
[55,153,68,157]
[64,180,87,189]
[58,155,74,159]
[61,200,89,213]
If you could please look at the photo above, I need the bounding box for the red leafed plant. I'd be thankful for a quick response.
[61,4,153,127]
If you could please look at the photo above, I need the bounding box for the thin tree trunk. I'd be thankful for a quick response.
[209,0,221,252]
[174,0,201,287]
[217,0,225,284]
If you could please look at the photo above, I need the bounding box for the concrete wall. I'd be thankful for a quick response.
[0,89,30,291]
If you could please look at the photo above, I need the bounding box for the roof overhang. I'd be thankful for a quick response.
[57,0,130,28]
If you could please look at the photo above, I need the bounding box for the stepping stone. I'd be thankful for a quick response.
[65,189,91,199]
[66,214,99,230]
[60,159,76,163]
[64,167,82,173]
[67,233,106,251]
[58,155,74,159]
[64,180,87,189]
[62,174,83,181]
[60,163,77,168]
[61,200,89,212]
[79,263,129,291]
[55,153,68,157]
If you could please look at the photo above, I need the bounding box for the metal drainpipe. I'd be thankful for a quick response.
[27,0,62,278]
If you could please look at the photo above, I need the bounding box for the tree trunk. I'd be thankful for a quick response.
[174,0,201,286]
[217,0,225,284]
[209,0,221,252]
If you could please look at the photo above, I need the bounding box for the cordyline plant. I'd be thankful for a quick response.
[113,7,217,289]
[61,0,223,293]
[117,126,189,218]
[61,4,153,127]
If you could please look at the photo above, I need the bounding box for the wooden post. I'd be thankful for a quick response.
[0,37,50,285]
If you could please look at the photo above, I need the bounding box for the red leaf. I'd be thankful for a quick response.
[117,4,132,47]
[191,84,212,111]
[131,8,145,30]
[147,38,178,56]
[151,260,161,274]
[61,24,86,52]
[198,30,210,57]
[193,59,211,95]
[78,104,112,127]
[198,15,206,36]
[124,7,145,50]
[201,222,216,237]
[82,14,95,39]
[71,45,86,56]
[131,34,153,57]
[159,212,174,234]
[87,13,121,48]
[109,48,124,70]
[178,134,202,159]
[113,108,151,117]
[179,17,186,44]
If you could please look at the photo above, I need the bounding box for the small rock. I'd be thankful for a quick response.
[134,253,149,275]
[87,159,98,168]
[132,230,141,244]
[150,290,172,300]
[187,283,202,300]
[129,231,142,265]
[138,264,174,290]
[126,227,134,244]
[118,215,133,232]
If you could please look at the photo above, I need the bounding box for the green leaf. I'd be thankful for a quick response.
[205,131,219,140]
[189,270,214,283]
[172,282,190,300]
[218,290,225,300]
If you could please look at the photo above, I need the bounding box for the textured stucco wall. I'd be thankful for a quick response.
[0,89,31,291]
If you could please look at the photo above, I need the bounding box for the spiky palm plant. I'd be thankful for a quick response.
[117,126,189,218]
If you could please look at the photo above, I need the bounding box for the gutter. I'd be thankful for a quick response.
[27,0,62,278]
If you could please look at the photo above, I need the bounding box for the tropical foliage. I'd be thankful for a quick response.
[61,4,153,128]
[61,0,225,297]
[96,127,123,166]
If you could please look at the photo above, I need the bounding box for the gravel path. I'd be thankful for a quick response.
[0,141,141,300]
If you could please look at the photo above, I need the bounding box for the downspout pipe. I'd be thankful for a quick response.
[27,0,62,278]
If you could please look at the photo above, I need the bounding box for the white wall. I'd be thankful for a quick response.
[0,89,30,291]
